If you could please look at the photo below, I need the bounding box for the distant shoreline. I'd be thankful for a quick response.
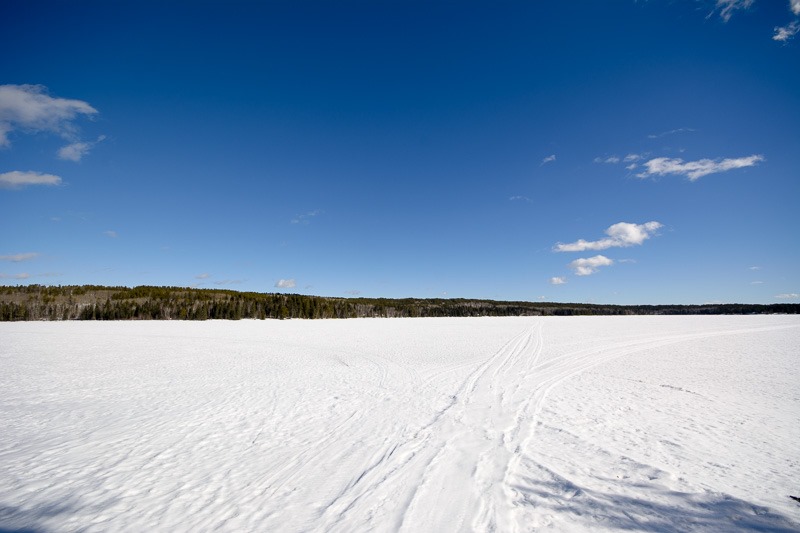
[2,285,798,321]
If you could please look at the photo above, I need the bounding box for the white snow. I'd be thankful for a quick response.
[1,316,798,532]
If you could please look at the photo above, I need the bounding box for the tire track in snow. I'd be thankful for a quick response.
[501,322,800,531]
[319,322,798,533]
[399,323,542,531]
[314,322,542,532]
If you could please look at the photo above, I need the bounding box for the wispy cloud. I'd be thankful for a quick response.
[275,278,296,288]
[569,255,614,276]
[0,252,39,262]
[103,230,118,238]
[541,154,556,165]
[509,195,531,202]
[623,154,644,170]
[636,155,764,181]
[693,0,798,42]
[0,170,62,189]
[0,272,31,279]
[214,279,244,286]
[57,135,106,162]
[713,0,754,22]
[291,210,322,225]
[775,293,799,299]
[648,128,695,139]
[195,273,210,279]
[549,276,567,285]
[597,153,646,170]
[0,84,97,148]
[594,156,620,164]
[750,281,764,285]
[773,20,799,41]
[554,221,662,252]
[345,289,361,295]
[749,266,761,270]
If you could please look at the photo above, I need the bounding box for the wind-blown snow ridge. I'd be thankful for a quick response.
[1,316,798,532]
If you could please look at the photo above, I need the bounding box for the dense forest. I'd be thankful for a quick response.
[1,285,798,321]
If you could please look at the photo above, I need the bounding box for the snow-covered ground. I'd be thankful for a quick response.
[1,316,798,532]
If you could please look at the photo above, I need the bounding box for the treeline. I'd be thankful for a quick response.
[0,286,358,321]
[1,285,798,321]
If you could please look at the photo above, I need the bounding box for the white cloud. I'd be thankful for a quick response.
[625,163,638,171]
[749,266,761,270]
[0,84,97,147]
[57,135,105,162]
[636,155,764,181]
[214,279,244,286]
[554,221,663,252]
[793,0,800,15]
[569,255,614,276]
[598,153,645,169]
[648,128,695,139]
[58,141,91,162]
[773,21,799,41]
[509,195,531,202]
[103,230,118,238]
[594,156,620,164]
[549,276,567,285]
[0,252,39,262]
[345,289,362,295]
[775,293,800,299]
[0,272,30,279]
[275,278,296,288]
[195,273,210,279]
[291,210,322,224]
[541,154,556,165]
[714,0,754,22]
[0,170,62,189]
[750,281,764,285]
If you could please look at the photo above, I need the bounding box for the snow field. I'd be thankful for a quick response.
[1,316,798,532]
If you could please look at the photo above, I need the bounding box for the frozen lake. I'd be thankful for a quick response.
[1,316,799,532]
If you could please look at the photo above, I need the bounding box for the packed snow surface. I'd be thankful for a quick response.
[1,316,799,532]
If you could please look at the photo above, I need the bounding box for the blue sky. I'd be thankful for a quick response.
[1,0,798,304]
